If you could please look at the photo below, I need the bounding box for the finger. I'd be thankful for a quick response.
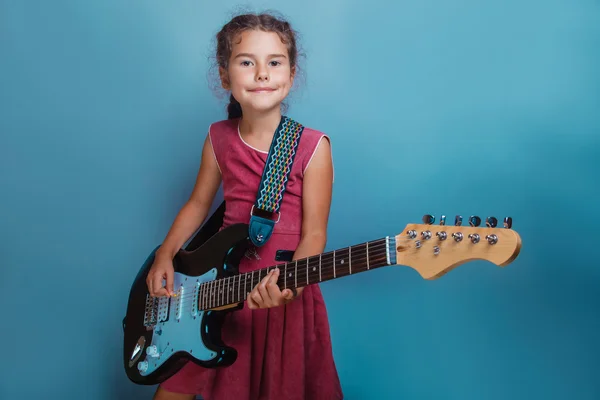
[267,269,283,303]
[247,293,258,309]
[153,274,167,297]
[251,290,264,308]
[281,289,294,300]
[265,268,281,307]
[165,268,174,296]
[147,277,154,296]
[257,271,272,301]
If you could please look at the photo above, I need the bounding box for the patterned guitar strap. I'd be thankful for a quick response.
[248,115,304,251]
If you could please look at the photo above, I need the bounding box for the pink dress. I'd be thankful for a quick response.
[160,118,344,400]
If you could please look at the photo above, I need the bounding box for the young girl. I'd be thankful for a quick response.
[146,12,344,400]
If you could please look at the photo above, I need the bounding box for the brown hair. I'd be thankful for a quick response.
[214,12,301,119]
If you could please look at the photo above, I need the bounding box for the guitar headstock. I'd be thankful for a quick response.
[395,214,521,279]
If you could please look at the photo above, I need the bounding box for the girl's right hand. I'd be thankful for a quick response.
[146,255,175,297]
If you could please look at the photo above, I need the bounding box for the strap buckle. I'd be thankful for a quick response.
[250,205,281,223]
[249,205,281,247]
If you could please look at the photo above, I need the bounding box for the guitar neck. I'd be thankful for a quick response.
[200,236,397,310]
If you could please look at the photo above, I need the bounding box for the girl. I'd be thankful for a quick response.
[146,12,344,400]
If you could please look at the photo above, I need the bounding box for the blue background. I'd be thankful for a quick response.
[2,1,599,399]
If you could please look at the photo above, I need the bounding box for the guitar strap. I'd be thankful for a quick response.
[248,115,304,247]
[185,115,304,252]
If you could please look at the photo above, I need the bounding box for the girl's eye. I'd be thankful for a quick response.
[239,60,282,67]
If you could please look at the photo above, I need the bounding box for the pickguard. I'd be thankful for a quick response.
[132,269,218,376]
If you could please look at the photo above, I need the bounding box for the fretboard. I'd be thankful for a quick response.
[198,236,396,310]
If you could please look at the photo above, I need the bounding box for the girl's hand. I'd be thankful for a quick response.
[146,254,175,297]
[247,267,296,309]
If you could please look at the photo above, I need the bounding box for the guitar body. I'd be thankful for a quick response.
[122,203,251,385]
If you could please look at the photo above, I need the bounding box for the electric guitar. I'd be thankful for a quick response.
[122,212,521,385]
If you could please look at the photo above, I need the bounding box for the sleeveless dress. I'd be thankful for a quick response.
[160,118,344,400]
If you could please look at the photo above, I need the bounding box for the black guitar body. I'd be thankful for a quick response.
[122,201,252,385]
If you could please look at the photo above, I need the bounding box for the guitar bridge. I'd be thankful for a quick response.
[143,294,171,328]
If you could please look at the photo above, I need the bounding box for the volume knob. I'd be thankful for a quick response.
[146,345,159,357]
[137,361,149,372]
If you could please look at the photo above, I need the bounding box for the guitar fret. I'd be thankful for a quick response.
[295,260,298,288]
[206,282,209,309]
[306,258,309,286]
[216,279,219,307]
[232,275,235,303]
[319,254,322,282]
[226,277,229,305]
[215,279,218,308]
[349,245,352,274]
[200,285,204,310]
[227,277,231,304]
[366,242,369,270]
[220,278,224,307]
[333,250,336,278]
[207,281,211,309]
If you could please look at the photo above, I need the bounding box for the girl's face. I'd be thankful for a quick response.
[221,29,295,116]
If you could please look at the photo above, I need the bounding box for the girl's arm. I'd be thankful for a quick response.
[155,134,222,261]
[148,135,222,297]
[291,137,334,297]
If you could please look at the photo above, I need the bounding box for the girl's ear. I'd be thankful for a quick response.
[290,65,296,84]
[219,67,230,90]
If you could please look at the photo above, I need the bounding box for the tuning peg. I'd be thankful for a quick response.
[439,215,446,226]
[503,217,513,229]
[469,216,481,227]
[485,216,498,228]
[454,215,463,226]
[422,214,435,225]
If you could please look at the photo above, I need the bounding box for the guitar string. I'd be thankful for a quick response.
[148,241,390,317]
[194,244,518,311]
[149,240,514,312]
[150,230,507,301]
[159,232,487,304]
[160,242,515,318]
[159,239,514,307]
[152,240,390,304]
[164,234,509,305]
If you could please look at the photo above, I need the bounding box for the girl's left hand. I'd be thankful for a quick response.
[247,267,296,309]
